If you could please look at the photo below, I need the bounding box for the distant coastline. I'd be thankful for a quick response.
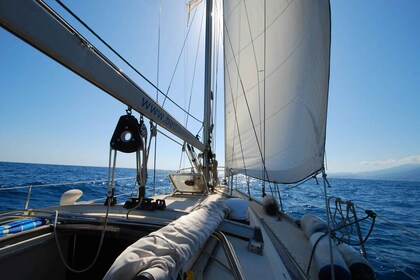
[0,161,174,172]
[2,160,420,182]
[330,164,420,182]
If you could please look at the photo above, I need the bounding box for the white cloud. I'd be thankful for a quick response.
[359,155,420,170]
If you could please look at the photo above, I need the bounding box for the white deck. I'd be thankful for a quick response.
[1,185,319,280]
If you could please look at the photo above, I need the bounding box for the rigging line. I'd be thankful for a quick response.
[224,47,248,179]
[212,0,223,154]
[153,0,162,194]
[322,170,335,280]
[227,2,242,173]
[196,125,204,138]
[324,149,328,171]
[224,3,318,105]
[224,0,295,69]
[55,0,202,124]
[178,5,205,171]
[180,13,207,172]
[184,4,205,129]
[354,203,420,238]
[224,14,314,121]
[162,3,199,107]
[263,0,267,185]
[223,0,241,23]
[282,172,322,192]
[224,17,271,185]
[177,4,202,171]
[212,35,218,154]
[242,0,264,178]
[178,142,185,170]
[157,129,184,147]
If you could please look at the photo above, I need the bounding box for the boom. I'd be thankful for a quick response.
[0,0,205,151]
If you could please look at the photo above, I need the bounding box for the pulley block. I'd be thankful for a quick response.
[110,114,143,153]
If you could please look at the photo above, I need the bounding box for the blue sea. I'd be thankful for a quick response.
[0,161,418,280]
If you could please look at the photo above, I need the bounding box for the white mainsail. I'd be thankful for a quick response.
[224,0,331,183]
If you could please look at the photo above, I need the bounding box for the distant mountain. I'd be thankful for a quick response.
[330,164,420,182]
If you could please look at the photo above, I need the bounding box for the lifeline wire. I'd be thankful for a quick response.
[0,177,135,191]
[354,203,420,238]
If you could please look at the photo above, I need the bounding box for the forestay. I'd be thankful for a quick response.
[224,0,331,183]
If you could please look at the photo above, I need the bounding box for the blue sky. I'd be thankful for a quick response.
[327,1,420,172]
[0,0,419,173]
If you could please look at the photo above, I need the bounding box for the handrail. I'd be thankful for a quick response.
[212,231,245,280]
[0,177,136,213]
[0,177,136,191]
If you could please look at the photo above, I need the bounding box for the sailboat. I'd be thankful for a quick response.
[0,0,377,279]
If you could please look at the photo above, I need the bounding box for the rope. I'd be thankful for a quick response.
[54,0,202,124]
[306,232,328,275]
[53,197,111,273]
[275,183,283,212]
[89,191,133,203]
[332,216,376,246]
[281,172,322,192]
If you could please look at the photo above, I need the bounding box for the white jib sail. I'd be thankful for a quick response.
[224,0,331,183]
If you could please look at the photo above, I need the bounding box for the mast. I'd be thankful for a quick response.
[203,0,213,184]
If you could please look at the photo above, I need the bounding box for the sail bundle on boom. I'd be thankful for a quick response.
[224,0,331,183]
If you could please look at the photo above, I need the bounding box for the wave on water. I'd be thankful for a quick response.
[0,161,418,279]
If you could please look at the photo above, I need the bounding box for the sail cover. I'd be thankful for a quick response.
[224,0,331,183]
[104,200,230,280]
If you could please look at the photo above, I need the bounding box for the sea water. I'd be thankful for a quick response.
[0,161,418,279]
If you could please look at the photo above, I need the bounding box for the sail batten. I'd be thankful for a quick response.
[224,0,331,184]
